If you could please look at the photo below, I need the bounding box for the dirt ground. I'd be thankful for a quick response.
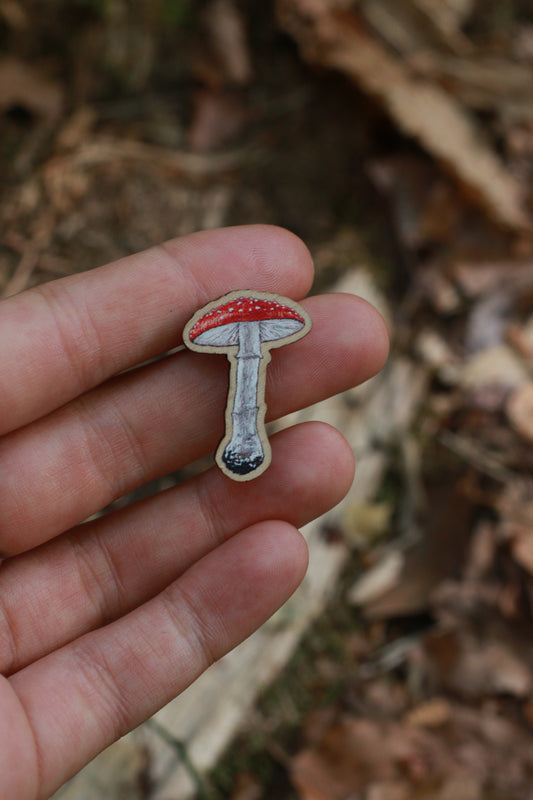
[3,2,533,799]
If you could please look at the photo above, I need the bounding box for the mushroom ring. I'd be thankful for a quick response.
[183,290,312,481]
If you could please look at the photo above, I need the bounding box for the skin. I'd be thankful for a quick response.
[0,225,389,799]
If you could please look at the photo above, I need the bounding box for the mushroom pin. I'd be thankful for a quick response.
[183,290,312,481]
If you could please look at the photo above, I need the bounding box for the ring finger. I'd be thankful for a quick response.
[0,421,354,674]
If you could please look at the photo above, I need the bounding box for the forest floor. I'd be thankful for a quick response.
[3,2,533,799]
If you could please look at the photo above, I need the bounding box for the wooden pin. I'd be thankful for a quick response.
[183,290,312,481]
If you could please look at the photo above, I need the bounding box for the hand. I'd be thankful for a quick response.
[0,225,389,799]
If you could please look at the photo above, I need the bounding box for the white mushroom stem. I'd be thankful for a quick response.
[221,321,265,474]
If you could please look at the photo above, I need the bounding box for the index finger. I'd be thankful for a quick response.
[0,225,313,435]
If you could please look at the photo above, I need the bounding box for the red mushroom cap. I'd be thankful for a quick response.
[189,296,304,340]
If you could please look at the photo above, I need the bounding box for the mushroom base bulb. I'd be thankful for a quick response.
[222,450,264,476]
[221,406,265,475]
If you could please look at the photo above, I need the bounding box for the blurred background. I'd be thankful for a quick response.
[3,1,533,799]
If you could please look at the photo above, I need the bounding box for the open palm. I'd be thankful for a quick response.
[0,225,388,799]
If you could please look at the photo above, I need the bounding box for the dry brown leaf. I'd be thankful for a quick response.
[497,479,533,539]
[292,698,533,800]
[507,383,533,444]
[290,717,408,799]
[457,345,529,390]
[405,698,452,729]
[522,698,533,728]
[348,550,404,607]
[463,520,497,582]
[415,329,456,371]
[414,0,474,36]
[413,54,533,122]
[452,259,533,298]
[434,775,482,800]
[0,0,28,29]
[56,106,96,151]
[0,57,63,119]
[368,156,462,251]
[350,478,472,619]
[365,781,410,800]
[464,294,513,353]
[341,501,393,548]
[512,531,533,575]
[277,0,529,230]
[291,714,460,800]
[423,629,532,698]
[361,0,472,58]
[507,321,533,361]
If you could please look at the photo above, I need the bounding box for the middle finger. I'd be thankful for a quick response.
[0,293,387,555]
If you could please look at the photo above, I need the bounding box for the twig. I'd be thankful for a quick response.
[438,429,516,483]
[2,245,40,298]
[145,718,214,800]
[47,136,257,178]
[2,211,55,297]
